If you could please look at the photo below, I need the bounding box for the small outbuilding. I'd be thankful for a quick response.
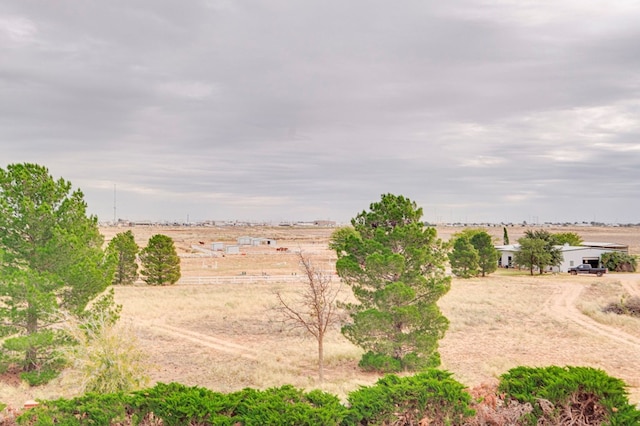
[255,238,277,246]
[237,236,253,245]
[225,245,240,254]
[237,236,277,246]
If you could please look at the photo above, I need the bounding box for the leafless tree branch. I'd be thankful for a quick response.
[272,251,344,382]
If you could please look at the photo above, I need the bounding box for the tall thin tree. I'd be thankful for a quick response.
[107,230,139,285]
[274,251,343,382]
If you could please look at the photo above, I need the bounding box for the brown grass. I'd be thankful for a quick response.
[2,225,640,411]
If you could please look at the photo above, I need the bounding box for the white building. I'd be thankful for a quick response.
[237,236,253,245]
[237,236,277,246]
[495,242,628,273]
[225,245,240,254]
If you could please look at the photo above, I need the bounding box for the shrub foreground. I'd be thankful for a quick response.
[3,367,638,425]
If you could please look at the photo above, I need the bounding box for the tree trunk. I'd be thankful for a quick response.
[25,306,38,371]
[318,333,324,383]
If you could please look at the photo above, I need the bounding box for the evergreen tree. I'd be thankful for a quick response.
[140,234,181,285]
[107,230,139,285]
[523,229,563,272]
[513,237,551,275]
[448,236,479,278]
[448,229,498,278]
[470,232,499,277]
[0,163,116,380]
[503,227,510,245]
[330,194,450,372]
[551,232,582,246]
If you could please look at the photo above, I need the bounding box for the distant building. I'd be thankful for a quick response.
[237,236,277,246]
[225,245,240,254]
[237,236,253,245]
[256,238,276,246]
[314,220,336,227]
[495,242,628,272]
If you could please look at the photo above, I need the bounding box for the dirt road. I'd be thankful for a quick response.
[545,278,640,350]
[616,273,640,297]
[134,318,259,361]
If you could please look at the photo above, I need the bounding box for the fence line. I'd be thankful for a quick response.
[176,274,310,285]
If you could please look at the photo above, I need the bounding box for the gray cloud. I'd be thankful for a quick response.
[2,1,640,223]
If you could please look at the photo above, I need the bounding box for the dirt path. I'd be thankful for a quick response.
[544,280,640,350]
[130,318,259,361]
[615,273,640,297]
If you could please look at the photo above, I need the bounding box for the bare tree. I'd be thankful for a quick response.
[274,251,344,383]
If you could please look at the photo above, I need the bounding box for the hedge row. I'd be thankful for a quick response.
[13,367,640,425]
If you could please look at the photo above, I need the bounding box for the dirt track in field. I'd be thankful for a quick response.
[544,276,640,350]
[135,278,640,359]
[123,273,640,404]
[617,273,640,296]
[132,318,259,361]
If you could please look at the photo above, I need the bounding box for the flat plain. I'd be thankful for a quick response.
[2,224,640,409]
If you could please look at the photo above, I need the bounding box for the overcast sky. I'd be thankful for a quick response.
[2,1,640,224]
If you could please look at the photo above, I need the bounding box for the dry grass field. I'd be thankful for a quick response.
[2,224,640,410]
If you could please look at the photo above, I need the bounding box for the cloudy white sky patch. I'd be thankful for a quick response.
[2,1,640,224]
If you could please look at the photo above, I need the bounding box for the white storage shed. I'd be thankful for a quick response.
[225,245,240,254]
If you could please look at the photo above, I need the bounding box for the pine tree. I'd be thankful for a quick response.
[470,232,499,277]
[448,236,480,278]
[107,230,139,285]
[330,194,450,372]
[0,163,116,381]
[449,229,499,278]
[139,234,181,285]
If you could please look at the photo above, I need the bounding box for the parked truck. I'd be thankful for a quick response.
[568,264,607,276]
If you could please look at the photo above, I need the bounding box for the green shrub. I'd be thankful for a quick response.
[402,351,441,371]
[359,350,440,373]
[346,370,474,425]
[16,367,639,426]
[601,252,637,272]
[17,392,130,425]
[231,385,347,425]
[19,366,61,387]
[499,366,640,425]
[358,351,402,373]
[16,382,348,425]
[131,382,235,425]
